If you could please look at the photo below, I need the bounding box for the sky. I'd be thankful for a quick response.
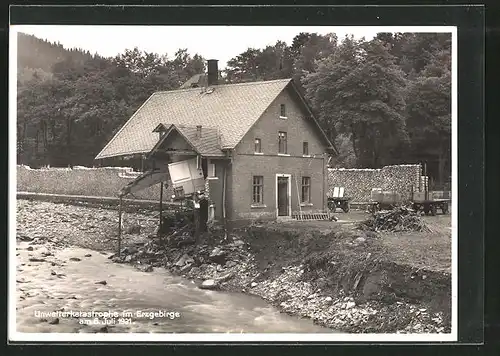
[13,25,382,68]
[13,25,454,69]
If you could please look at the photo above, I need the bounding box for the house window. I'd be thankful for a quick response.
[278,131,287,154]
[254,138,262,153]
[301,177,311,203]
[280,104,287,118]
[303,141,309,156]
[208,162,216,177]
[252,176,264,204]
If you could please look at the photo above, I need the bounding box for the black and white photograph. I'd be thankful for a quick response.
[10,23,457,342]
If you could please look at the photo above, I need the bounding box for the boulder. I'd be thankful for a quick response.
[120,247,136,255]
[354,237,366,244]
[209,247,228,265]
[217,272,234,283]
[345,301,356,309]
[189,267,200,276]
[180,264,192,273]
[18,234,33,242]
[126,224,141,235]
[225,261,237,268]
[175,254,194,267]
[199,279,218,290]
[232,240,245,247]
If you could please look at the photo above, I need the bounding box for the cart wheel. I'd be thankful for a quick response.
[342,202,350,213]
[430,204,437,216]
[441,203,449,214]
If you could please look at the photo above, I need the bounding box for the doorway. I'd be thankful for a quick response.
[276,174,291,217]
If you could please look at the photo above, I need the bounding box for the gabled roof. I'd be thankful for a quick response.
[150,124,225,157]
[95,78,336,160]
[96,79,292,159]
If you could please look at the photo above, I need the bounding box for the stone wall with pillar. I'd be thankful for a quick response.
[327,164,422,203]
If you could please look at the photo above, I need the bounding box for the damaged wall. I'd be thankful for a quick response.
[328,164,422,203]
[17,165,174,201]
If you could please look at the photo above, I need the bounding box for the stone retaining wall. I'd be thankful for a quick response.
[328,164,422,203]
[17,164,423,206]
[16,165,173,201]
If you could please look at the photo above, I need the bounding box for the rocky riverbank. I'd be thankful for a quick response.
[109,217,451,334]
[16,199,451,334]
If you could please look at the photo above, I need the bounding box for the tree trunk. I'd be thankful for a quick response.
[350,125,359,161]
[35,130,39,155]
[22,120,27,151]
[42,120,48,153]
[437,151,446,189]
[66,117,72,167]
[50,119,56,142]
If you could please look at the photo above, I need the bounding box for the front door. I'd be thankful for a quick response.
[277,176,289,217]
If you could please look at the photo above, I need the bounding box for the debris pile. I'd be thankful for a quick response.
[359,207,431,233]
[108,228,254,292]
[158,209,195,236]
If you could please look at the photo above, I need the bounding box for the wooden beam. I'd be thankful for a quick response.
[159,182,164,233]
[118,196,122,257]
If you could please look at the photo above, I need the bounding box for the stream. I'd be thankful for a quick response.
[16,243,332,334]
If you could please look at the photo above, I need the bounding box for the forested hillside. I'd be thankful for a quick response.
[16,31,451,185]
[17,33,96,83]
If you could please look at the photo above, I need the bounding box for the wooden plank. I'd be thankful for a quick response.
[118,196,122,257]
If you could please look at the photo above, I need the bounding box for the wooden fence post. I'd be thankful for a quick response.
[159,182,164,233]
[118,196,122,257]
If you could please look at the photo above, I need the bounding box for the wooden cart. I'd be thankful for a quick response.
[412,191,450,216]
[327,186,352,213]
[411,162,451,215]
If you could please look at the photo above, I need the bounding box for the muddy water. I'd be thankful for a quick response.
[16,242,331,334]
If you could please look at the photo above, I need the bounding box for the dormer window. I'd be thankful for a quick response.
[280,104,287,119]
[152,123,168,142]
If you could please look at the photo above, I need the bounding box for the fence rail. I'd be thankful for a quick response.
[16,191,180,210]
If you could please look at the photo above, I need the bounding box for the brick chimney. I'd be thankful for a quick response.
[196,125,202,138]
[207,59,218,86]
